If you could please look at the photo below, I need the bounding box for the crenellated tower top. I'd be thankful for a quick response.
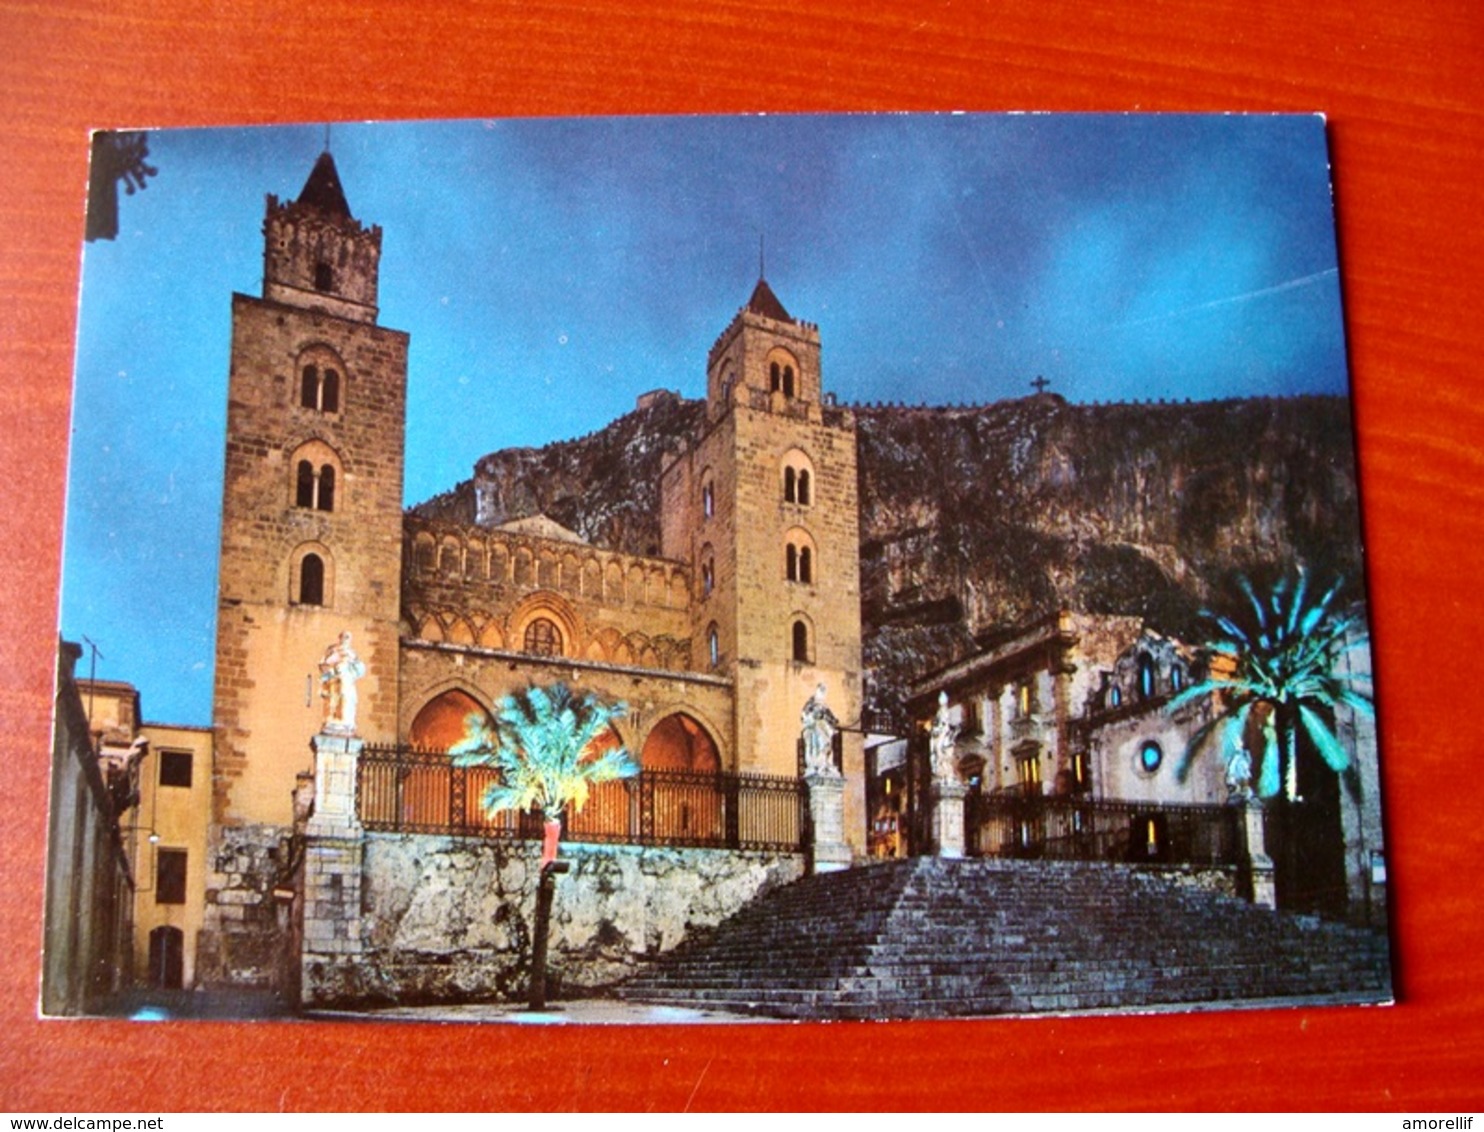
[262,150,383,324]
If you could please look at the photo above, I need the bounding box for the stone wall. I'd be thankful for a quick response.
[197,821,296,990]
[301,833,803,1007]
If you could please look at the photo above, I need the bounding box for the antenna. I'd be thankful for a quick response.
[324,122,332,153]
[81,634,104,746]
[759,231,766,280]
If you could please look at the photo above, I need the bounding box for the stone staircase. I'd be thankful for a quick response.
[615,858,1392,1019]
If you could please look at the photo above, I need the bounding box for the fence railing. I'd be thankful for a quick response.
[356,745,804,852]
[970,794,1241,867]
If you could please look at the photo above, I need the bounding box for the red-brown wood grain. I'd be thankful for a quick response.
[2,0,1482,1111]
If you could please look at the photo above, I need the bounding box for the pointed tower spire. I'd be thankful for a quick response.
[745,277,791,322]
[297,150,351,218]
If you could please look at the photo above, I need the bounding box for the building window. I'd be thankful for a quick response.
[1109,685,1122,708]
[296,459,315,507]
[299,553,325,605]
[701,558,714,597]
[785,538,814,584]
[295,461,336,511]
[1017,681,1035,718]
[702,480,714,519]
[1138,655,1155,701]
[314,261,334,292]
[707,623,720,669]
[770,362,781,393]
[782,365,796,398]
[1171,665,1184,692]
[159,750,192,788]
[300,363,341,412]
[1017,751,1043,795]
[792,619,811,663]
[523,617,562,657]
[1139,740,1163,774]
[782,453,815,507]
[155,849,187,905]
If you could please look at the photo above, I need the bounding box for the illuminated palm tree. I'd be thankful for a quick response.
[450,683,638,1009]
[1174,570,1373,801]
[450,682,639,866]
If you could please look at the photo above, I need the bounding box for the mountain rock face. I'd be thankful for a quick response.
[411,392,1364,713]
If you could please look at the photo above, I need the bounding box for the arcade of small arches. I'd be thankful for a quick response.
[405,685,724,772]
[403,599,693,673]
[407,526,690,612]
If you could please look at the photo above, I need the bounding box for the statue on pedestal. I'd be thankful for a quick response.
[319,631,366,734]
[930,691,960,781]
[800,683,840,777]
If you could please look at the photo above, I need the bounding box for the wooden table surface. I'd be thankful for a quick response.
[3,0,1481,1112]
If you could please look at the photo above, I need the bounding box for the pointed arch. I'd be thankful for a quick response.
[640,711,723,773]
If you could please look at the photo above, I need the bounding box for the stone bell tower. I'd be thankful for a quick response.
[202,151,408,986]
[661,275,866,858]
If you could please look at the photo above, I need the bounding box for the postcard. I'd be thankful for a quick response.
[47,114,1388,1021]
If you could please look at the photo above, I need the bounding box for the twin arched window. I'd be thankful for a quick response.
[769,361,796,399]
[296,461,335,511]
[785,542,813,584]
[300,363,340,412]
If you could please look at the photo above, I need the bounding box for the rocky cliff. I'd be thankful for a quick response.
[411,392,1364,712]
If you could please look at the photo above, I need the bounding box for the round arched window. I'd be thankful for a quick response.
[522,617,562,657]
[1138,740,1163,774]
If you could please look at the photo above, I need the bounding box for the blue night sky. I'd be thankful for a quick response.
[60,113,1351,725]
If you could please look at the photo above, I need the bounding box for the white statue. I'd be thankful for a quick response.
[930,691,960,780]
[319,631,366,734]
[1225,746,1254,801]
[801,683,840,777]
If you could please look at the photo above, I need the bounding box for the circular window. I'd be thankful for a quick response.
[1138,740,1163,774]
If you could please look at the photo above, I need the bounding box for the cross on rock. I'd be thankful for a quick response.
[1031,375,1051,395]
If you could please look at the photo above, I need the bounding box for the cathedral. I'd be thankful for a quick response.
[197,150,867,987]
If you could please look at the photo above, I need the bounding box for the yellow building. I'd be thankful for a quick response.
[73,678,213,992]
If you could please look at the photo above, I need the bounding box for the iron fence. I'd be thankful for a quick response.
[356,745,804,852]
[970,793,1240,867]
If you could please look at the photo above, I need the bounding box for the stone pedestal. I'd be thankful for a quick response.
[931,779,969,859]
[307,732,363,837]
[1240,798,1277,910]
[805,771,852,874]
[301,731,367,1004]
